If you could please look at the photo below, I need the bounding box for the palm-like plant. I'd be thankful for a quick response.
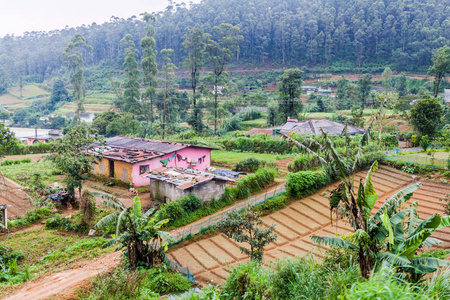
[94,194,173,269]
[288,116,450,279]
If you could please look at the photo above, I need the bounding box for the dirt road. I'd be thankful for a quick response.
[3,251,121,300]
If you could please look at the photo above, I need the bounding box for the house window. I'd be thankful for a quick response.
[139,165,149,175]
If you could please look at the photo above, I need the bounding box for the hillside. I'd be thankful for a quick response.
[0,0,449,92]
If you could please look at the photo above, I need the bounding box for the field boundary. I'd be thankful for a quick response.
[170,185,286,245]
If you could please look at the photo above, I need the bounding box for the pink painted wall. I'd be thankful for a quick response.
[131,147,211,187]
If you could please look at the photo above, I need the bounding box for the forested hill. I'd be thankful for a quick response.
[1,0,449,85]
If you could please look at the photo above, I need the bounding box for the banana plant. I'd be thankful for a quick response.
[94,193,173,269]
[288,124,450,279]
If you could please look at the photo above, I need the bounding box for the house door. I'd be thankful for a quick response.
[109,160,115,178]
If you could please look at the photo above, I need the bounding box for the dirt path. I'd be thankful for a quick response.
[3,251,121,300]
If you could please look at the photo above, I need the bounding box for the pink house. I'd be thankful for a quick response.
[91,136,215,187]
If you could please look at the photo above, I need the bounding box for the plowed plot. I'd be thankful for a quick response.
[167,166,450,286]
[0,178,32,217]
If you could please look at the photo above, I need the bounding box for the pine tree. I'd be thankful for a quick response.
[121,34,141,115]
[62,34,92,124]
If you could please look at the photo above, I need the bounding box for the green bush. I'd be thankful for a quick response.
[233,167,277,200]
[221,260,270,299]
[286,169,330,198]
[255,194,288,213]
[234,157,266,172]
[76,265,191,300]
[5,142,53,155]
[179,194,202,213]
[381,133,399,148]
[159,201,186,222]
[45,214,63,229]
[287,154,319,172]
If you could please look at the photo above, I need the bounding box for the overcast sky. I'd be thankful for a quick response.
[0,0,199,38]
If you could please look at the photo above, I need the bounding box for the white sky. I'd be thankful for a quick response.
[0,0,199,38]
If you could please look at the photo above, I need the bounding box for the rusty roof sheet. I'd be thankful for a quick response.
[101,147,160,163]
[104,136,215,154]
[143,167,235,190]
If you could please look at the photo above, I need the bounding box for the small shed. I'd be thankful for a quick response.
[143,167,236,203]
[25,129,62,145]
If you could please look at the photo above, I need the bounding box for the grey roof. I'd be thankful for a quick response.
[445,89,450,103]
[144,167,235,190]
[104,136,214,155]
[25,134,62,140]
[279,119,365,136]
[208,168,246,178]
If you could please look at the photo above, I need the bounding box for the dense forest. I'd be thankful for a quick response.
[0,0,449,89]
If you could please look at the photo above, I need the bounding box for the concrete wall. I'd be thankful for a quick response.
[149,179,226,203]
[91,157,133,184]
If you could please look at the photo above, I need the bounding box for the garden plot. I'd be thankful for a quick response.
[166,166,450,286]
[167,165,428,285]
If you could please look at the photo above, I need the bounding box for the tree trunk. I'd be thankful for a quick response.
[359,244,371,279]
[214,77,218,135]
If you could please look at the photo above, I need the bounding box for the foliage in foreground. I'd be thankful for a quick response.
[76,265,191,300]
[182,256,450,300]
[95,195,173,269]
[215,207,277,262]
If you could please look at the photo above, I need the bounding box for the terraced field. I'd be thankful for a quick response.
[167,165,450,285]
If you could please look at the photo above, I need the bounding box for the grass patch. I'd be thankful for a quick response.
[8,85,50,99]
[240,118,266,130]
[0,230,112,287]
[75,265,192,300]
[388,152,450,168]
[1,160,60,186]
[7,207,54,229]
[212,150,289,166]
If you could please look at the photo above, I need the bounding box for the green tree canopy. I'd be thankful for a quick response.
[62,34,92,123]
[0,124,16,158]
[278,68,303,121]
[410,94,443,137]
[50,79,69,108]
[121,34,141,115]
[48,124,104,196]
[428,45,450,98]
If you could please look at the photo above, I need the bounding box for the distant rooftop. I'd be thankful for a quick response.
[445,88,450,104]
[143,167,235,190]
[279,119,365,135]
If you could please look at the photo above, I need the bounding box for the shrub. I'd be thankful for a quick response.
[234,157,266,172]
[233,167,276,200]
[255,194,288,213]
[221,261,270,299]
[286,169,330,198]
[287,154,318,172]
[381,133,399,148]
[159,201,186,222]
[179,194,202,213]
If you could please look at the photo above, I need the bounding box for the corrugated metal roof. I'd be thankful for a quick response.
[101,147,160,163]
[104,136,215,155]
[143,167,236,190]
[279,119,365,136]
